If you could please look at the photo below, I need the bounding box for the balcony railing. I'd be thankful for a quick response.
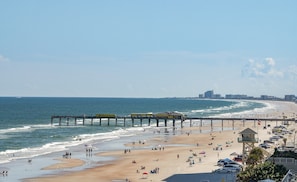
[238,137,259,143]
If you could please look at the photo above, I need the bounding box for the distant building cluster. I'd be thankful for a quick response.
[198,90,297,103]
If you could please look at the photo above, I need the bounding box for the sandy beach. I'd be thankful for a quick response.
[24,101,297,182]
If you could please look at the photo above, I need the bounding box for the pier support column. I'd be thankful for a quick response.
[124,118,126,127]
[232,120,234,130]
[108,118,110,126]
[173,119,175,127]
[99,118,102,126]
[190,119,192,127]
[75,117,77,125]
[156,119,159,127]
[59,118,62,126]
[91,118,93,126]
[116,118,118,126]
[132,118,134,127]
[200,119,202,127]
[221,120,223,131]
[83,118,85,125]
[140,118,143,126]
[148,118,151,126]
[165,119,167,127]
[211,120,213,131]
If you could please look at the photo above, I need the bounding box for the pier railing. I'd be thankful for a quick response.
[237,137,259,143]
[50,114,295,130]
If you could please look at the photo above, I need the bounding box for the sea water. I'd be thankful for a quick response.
[0,97,272,181]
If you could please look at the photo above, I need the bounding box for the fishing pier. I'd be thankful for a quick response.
[51,112,296,131]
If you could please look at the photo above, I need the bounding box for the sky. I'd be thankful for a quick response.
[0,0,297,98]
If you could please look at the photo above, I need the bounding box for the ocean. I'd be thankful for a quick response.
[0,97,272,181]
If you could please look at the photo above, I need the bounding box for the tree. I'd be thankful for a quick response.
[237,161,288,182]
[238,147,288,181]
[246,147,264,166]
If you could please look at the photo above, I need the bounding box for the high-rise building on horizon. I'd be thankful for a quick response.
[204,90,214,98]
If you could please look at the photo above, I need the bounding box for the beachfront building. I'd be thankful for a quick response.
[204,90,214,98]
[238,128,259,164]
[284,95,296,102]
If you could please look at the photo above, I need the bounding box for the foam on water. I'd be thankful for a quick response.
[215,100,276,118]
[0,125,150,164]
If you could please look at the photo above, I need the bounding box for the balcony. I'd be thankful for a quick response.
[238,137,259,143]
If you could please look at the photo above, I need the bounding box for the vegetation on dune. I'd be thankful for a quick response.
[237,147,288,182]
[238,161,288,182]
[246,147,264,166]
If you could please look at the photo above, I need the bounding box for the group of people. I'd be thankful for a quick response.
[2,171,8,176]
[86,148,93,157]
[124,149,131,153]
[136,166,159,174]
[152,146,165,151]
[150,167,160,174]
[62,152,72,158]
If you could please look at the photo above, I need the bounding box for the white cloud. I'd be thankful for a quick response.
[265,57,275,66]
[241,58,283,78]
[287,65,297,80]
[0,54,10,63]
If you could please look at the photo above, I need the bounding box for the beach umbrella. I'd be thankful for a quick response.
[142,172,148,179]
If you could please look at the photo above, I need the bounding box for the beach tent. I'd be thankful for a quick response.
[230,152,239,156]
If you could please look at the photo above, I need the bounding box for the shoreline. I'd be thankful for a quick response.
[22,100,297,182]
[0,99,282,165]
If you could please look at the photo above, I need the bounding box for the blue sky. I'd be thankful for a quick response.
[0,1,296,98]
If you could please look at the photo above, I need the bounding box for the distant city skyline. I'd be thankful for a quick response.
[199,89,296,102]
[0,1,297,98]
